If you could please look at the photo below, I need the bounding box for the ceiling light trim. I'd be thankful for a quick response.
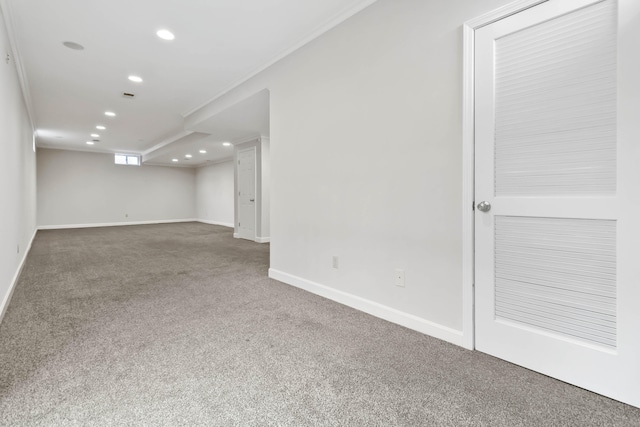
[181,0,379,118]
[156,29,175,41]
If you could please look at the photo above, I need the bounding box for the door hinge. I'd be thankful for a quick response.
[472,200,475,211]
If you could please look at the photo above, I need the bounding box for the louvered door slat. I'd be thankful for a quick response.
[494,0,617,196]
[494,216,617,349]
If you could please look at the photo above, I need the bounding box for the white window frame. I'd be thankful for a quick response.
[115,153,141,166]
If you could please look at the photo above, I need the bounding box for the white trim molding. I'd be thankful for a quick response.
[197,219,234,228]
[0,0,36,128]
[141,130,194,158]
[461,0,550,351]
[255,237,270,244]
[269,269,464,347]
[0,228,37,325]
[38,219,198,230]
[182,0,379,117]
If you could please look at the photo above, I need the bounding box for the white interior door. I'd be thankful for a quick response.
[237,147,256,241]
[475,0,640,407]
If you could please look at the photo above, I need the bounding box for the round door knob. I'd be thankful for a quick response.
[477,201,491,212]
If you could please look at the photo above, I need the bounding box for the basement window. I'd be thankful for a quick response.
[115,154,140,166]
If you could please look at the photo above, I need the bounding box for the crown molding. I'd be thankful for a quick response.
[194,157,234,168]
[230,134,262,146]
[36,144,141,156]
[182,0,379,118]
[0,0,36,129]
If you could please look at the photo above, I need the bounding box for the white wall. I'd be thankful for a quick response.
[186,0,517,346]
[260,137,270,239]
[0,5,37,322]
[37,149,196,228]
[196,160,234,227]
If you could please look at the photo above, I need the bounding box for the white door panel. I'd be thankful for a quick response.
[237,147,256,241]
[475,0,640,407]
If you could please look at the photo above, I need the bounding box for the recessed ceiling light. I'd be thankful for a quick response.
[105,111,116,117]
[91,133,100,138]
[185,154,192,158]
[222,142,232,147]
[157,29,175,41]
[86,141,95,145]
[63,41,84,50]
[128,75,143,83]
[199,150,207,154]
[172,159,178,162]
[96,125,106,130]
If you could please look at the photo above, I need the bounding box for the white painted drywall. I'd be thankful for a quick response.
[37,149,196,227]
[196,160,234,227]
[260,137,270,239]
[186,0,517,342]
[0,6,37,322]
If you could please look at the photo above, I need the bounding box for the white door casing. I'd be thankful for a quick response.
[237,147,256,240]
[473,0,640,408]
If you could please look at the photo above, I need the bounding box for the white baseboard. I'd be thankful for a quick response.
[197,219,234,228]
[232,233,269,243]
[268,268,465,347]
[0,228,38,325]
[38,218,199,230]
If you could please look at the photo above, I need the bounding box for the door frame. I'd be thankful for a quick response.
[235,145,257,241]
[461,0,550,350]
[233,136,270,243]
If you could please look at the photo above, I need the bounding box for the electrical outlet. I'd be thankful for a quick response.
[125,213,128,218]
[332,256,339,269]
[395,269,405,287]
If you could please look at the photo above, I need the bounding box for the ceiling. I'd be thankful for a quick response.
[2,0,375,166]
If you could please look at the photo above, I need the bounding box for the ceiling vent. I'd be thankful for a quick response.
[122,92,135,98]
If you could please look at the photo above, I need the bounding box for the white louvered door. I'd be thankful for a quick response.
[475,0,640,407]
